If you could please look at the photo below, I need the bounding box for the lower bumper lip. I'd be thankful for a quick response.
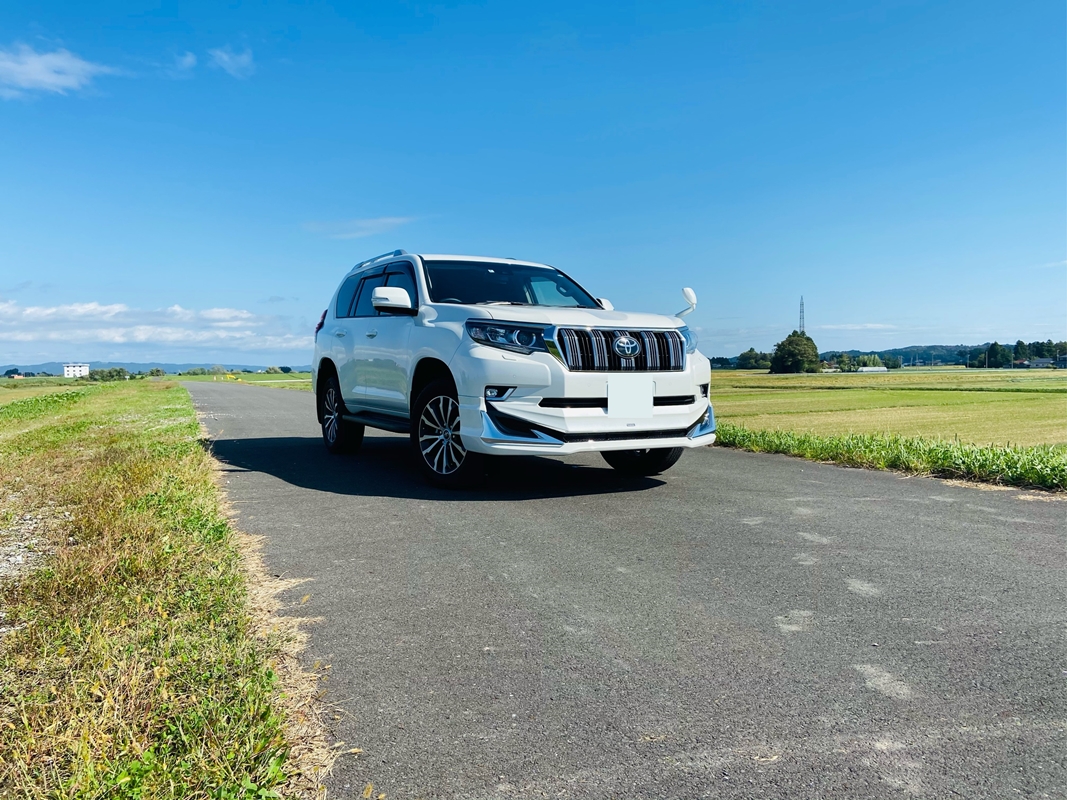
[478,404,715,447]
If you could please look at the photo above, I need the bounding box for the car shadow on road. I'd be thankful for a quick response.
[206,433,666,500]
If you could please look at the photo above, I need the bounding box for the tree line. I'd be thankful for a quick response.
[715,337,1066,371]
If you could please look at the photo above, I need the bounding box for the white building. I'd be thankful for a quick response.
[856,366,889,373]
[63,363,90,378]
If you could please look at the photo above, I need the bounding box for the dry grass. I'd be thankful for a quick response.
[0,381,327,798]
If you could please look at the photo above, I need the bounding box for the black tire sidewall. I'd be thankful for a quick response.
[602,446,684,476]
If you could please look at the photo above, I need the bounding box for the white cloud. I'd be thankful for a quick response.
[0,43,115,99]
[303,216,415,240]
[0,298,311,352]
[816,323,897,331]
[208,45,255,79]
[167,51,197,79]
[22,301,128,319]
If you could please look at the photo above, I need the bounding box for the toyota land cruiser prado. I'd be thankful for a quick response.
[312,251,716,486]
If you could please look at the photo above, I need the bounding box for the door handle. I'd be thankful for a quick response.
[334,330,346,338]
[366,330,378,338]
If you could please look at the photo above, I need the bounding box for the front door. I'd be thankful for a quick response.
[355,263,417,416]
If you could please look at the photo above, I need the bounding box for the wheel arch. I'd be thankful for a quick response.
[410,357,454,408]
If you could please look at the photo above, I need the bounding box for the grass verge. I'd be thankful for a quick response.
[715,422,1067,491]
[0,381,312,797]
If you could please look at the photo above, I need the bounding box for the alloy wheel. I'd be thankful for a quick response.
[418,395,466,475]
[323,385,340,445]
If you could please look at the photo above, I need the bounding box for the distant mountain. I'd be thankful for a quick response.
[817,344,986,365]
[1,361,313,375]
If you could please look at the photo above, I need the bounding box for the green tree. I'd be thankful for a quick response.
[736,349,771,370]
[88,367,129,382]
[265,366,283,374]
[148,367,166,377]
[279,366,293,374]
[183,367,208,375]
[883,355,902,369]
[855,354,884,368]
[209,364,228,375]
[985,342,1012,368]
[1013,340,1029,362]
[770,330,820,374]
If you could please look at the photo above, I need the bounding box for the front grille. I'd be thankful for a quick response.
[554,328,686,372]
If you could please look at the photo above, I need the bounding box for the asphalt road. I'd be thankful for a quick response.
[186,382,1065,800]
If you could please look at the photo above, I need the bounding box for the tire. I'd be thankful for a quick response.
[411,378,484,488]
[318,372,365,454]
[601,447,684,477]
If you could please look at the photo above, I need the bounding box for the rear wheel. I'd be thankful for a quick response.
[411,378,483,488]
[601,447,684,477]
[318,373,364,454]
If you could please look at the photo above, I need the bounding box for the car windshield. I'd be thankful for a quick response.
[422,260,600,308]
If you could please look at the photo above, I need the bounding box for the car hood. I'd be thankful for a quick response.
[473,305,683,330]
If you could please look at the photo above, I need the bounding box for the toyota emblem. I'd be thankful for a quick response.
[613,335,641,358]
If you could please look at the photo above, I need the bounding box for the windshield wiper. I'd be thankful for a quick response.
[476,301,530,306]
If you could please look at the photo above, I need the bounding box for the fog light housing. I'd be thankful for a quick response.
[485,386,514,400]
[700,383,709,398]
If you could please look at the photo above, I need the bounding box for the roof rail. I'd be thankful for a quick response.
[352,249,408,271]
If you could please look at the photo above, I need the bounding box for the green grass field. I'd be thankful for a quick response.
[0,382,303,796]
[712,368,1066,447]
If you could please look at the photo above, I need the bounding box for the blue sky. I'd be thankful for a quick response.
[1,1,1064,365]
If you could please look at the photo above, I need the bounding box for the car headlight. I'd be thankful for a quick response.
[679,326,698,354]
[466,320,548,355]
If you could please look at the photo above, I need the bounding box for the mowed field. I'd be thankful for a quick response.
[712,368,1067,447]
[179,372,312,390]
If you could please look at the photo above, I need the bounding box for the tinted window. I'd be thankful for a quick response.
[353,274,388,317]
[335,274,361,318]
[422,260,598,307]
[385,265,418,308]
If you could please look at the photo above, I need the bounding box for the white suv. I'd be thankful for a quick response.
[312,251,716,486]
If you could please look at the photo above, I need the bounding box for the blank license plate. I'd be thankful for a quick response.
[607,374,654,418]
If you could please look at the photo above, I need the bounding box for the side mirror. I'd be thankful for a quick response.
[371,286,416,315]
[676,287,697,318]
[598,298,614,311]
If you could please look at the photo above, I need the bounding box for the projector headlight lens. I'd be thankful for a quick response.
[466,320,548,355]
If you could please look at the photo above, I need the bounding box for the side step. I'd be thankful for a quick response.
[342,411,411,435]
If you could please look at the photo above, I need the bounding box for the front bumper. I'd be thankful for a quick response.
[451,344,716,456]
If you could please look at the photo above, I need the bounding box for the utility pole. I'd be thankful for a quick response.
[799,296,805,334]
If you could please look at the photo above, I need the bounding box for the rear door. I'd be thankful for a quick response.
[327,273,362,405]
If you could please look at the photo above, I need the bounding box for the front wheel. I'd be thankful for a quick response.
[411,379,483,488]
[601,447,684,477]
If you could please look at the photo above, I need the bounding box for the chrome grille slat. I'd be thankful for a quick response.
[553,329,685,372]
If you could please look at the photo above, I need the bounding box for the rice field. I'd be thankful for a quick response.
[711,368,1066,448]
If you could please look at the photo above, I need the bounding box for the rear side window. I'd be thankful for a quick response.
[335,275,361,318]
[385,264,418,308]
[353,274,388,317]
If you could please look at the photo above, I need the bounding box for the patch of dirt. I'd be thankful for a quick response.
[0,492,74,639]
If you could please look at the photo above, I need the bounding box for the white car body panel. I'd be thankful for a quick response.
[312,253,716,457]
